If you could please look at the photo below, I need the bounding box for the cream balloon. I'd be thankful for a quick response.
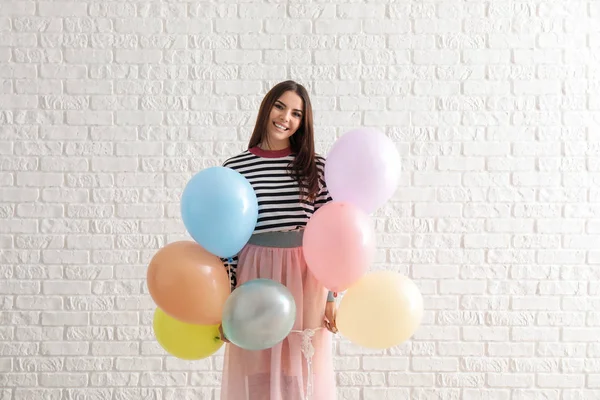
[336,271,423,349]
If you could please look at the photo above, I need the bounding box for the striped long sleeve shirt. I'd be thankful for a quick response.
[221,146,332,289]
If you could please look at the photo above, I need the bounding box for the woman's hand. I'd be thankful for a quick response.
[323,300,338,334]
[218,324,230,343]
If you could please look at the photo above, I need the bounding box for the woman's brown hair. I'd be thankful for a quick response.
[248,80,320,201]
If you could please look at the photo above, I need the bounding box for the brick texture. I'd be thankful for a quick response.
[0,0,598,399]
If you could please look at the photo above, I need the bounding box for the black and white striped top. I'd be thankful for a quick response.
[221,146,332,289]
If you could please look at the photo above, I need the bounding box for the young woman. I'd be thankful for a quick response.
[219,80,337,400]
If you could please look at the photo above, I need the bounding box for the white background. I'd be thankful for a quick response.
[1,0,600,399]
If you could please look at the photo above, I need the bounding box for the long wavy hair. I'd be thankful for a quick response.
[248,80,319,201]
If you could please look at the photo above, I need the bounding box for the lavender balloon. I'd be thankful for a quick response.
[325,128,401,214]
[221,279,296,351]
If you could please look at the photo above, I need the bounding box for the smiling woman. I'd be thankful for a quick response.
[247,81,320,203]
[219,80,337,400]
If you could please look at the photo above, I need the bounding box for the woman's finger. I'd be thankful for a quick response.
[323,319,337,334]
[218,325,230,343]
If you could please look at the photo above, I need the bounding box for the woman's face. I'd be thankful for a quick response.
[264,90,304,150]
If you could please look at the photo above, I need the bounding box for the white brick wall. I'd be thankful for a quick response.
[0,0,599,399]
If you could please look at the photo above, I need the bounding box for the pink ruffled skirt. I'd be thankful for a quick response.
[220,232,336,400]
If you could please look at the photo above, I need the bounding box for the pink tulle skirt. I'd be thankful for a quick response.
[220,242,336,400]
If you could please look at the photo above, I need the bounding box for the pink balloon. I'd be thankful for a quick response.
[325,128,401,214]
[303,202,376,292]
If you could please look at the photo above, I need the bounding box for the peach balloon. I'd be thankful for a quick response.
[147,241,231,325]
[336,271,423,349]
[303,202,375,292]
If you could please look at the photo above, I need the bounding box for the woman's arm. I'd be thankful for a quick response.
[220,256,238,292]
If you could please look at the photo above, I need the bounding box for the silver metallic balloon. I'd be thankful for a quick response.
[221,279,296,351]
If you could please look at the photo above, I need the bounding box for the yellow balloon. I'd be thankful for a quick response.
[153,308,223,360]
[336,271,423,349]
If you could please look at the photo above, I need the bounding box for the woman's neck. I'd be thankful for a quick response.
[259,139,290,151]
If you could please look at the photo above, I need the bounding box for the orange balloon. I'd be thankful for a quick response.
[147,241,231,325]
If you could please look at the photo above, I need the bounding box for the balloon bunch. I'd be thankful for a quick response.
[147,167,264,360]
[303,128,424,349]
[147,128,423,358]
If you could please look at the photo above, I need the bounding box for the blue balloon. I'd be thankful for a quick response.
[222,279,296,351]
[180,167,258,258]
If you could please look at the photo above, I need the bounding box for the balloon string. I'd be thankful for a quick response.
[290,327,321,400]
